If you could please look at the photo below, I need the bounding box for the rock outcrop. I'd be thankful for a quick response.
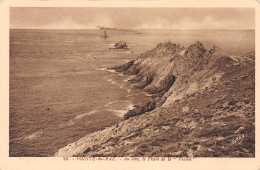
[55,41,255,157]
[113,41,128,49]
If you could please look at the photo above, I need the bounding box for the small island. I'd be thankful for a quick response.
[110,41,128,50]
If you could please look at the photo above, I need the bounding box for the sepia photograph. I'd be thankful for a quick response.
[8,6,255,159]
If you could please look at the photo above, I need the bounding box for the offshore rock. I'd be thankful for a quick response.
[114,41,128,49]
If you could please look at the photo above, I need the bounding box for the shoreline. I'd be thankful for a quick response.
[54,41,255,157]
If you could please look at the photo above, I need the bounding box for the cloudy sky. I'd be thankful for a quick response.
[10,8,254,30]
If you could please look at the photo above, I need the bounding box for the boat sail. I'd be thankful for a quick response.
[103,30,108,38]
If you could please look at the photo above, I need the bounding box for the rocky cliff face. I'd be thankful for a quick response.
[55,41,255,157]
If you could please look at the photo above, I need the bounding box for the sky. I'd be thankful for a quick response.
[10,8,255,30]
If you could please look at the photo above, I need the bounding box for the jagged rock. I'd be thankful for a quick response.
[245,52,255,60]
[123,100,156,120]
[185,41,206,58]
[114,41,128,49]
[209,45,222,55]
[108,60,135,72]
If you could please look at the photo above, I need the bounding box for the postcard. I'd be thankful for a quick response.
[0,0,259,169]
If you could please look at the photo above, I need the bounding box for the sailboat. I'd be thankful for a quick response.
[102,30,108,39]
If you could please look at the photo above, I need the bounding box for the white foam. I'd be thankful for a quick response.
[104,101,117,107]
[107,103,134,117]
[24,131,43,140]
[124,75,135,82]
[108,109,126,114]
[107,69,116,73]
[124,103,134,110]
[87,53,98,57]
[97,44,112,47]
[58,120,75,129]
[128,43,137,46]
[96,68,107,71]
[75,110,96,120]
[107,79,117,85]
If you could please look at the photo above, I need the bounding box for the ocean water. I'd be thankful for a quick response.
[9,29,254,156]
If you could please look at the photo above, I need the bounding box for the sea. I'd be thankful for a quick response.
[9,29,255,156]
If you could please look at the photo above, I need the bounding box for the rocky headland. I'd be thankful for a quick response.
[55,41,255,157]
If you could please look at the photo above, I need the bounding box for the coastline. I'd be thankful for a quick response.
[54,41,255,157]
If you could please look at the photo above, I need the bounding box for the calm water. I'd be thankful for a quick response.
[9,29,254,156]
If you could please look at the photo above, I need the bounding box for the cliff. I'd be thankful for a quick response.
[55,41,255,157]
